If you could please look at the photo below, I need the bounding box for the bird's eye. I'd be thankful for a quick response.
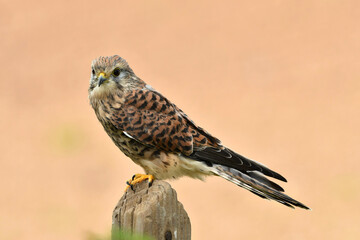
[112,68,121,77]
[92,68,95,75]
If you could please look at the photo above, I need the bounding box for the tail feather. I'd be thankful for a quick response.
[246,171,284,192]
[212,165,310,210]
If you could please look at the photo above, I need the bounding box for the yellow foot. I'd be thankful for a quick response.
[125,174,154,192]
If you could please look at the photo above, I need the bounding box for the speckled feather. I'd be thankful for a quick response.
[88,55,309,209]
[110,89,221,155]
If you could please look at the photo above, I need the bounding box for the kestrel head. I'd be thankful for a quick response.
[89,55,144,99]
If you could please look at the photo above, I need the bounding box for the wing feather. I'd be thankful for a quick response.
[108,89,219,155]
[110,88,285,182]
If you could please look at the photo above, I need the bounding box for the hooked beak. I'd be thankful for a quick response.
[98,72,107,87]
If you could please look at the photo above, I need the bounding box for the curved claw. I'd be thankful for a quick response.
[124,174,154,192]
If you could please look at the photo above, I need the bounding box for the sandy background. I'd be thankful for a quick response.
[1,1,360,239]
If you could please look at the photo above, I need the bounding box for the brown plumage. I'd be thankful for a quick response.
[88,55,310,210]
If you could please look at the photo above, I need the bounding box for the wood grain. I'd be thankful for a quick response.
[112,180,191,240]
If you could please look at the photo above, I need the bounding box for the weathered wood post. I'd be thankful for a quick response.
[112,180,191,240]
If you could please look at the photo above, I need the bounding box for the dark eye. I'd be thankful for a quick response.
[92,68,95,75]
[112,68,121,77]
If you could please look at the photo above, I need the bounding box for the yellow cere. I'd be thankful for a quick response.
[98,72,106,79]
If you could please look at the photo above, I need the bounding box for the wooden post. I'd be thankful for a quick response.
[112,180,191,240]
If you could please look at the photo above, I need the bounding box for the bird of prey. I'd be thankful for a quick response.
[88,55,309,209]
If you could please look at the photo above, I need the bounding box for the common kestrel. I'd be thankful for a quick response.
[88,55,309,209]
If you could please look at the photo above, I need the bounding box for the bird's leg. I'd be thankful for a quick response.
[125,174,154,191]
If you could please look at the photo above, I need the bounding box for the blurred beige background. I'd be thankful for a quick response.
[1,0,359,239]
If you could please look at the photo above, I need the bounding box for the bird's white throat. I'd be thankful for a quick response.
[89,81,117,100]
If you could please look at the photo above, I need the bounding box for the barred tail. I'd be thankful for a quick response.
[211,165,310,210]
